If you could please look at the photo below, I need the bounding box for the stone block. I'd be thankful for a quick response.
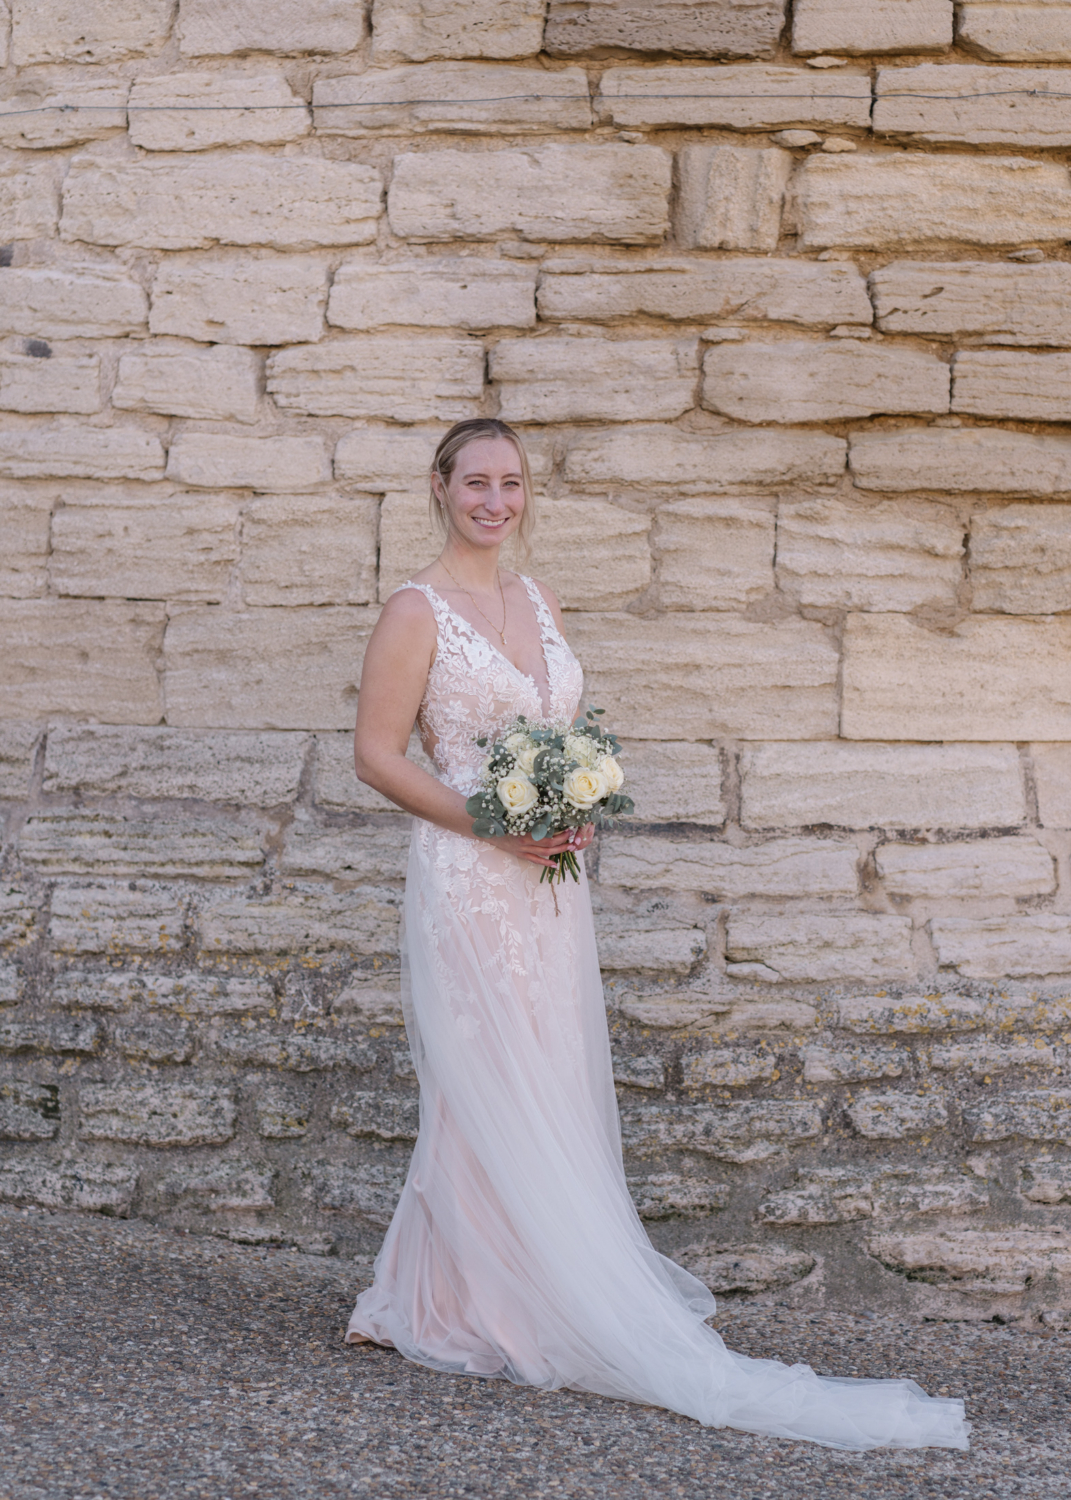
[777,496,963,612]
[593,918,707,975]
[267,335,483,421]
[0,79,128,150]
[682,1047,780,1089]
[563,425,846,494]
[0,160,60,239]
[1034,745,1071,828]
[0,885,36,948]
[303,1162,404,1227]
[537,256,871,328]
[372,0,542,59]
[0,425,165,482]
[50,493,240,602]
[659,498,767,608]
[599,835,859,898]
[0,722,38,797]
[848,1092,949,1139]
[833,993,985,1035]
[178,0,366,55]
[79,1083,236,1148]
[0,1159,137,1215]
[19,811,265,880]
[971,505,1071,614]
[620,1099,823,1163]
[841,614,1071,741]
[315,64,591,133]
[613,742,726,825]
[49,882,188,955]
[617,991,734,1030]
[876,63,1071,147]
[331,1091,419,1141]
[0,599,165,723]
[158,1160,275,1213]
[314,730,432,812]
[0,1080,59,1141]
[150,253,328,345]
[167,435,331,493]
[11,0,174,63]
[544,0,786,58]
[627,1173,729,1220]
[953,349,1071,423]
[930,915,1071,980]
[329,257,535,331]
[163,604,376,729]
[793,0,953,52]
[802,1046,909,1085]
[791,152,1071,249]
[214,1027,377,1072]
[965,1090,1071,1145]
[0,1018,101,1055]
[930,1042,1057,1080]
[958,3,1071,62]
[335,426,445,491]
[198,885,398,955]
[51,970,273,1015]
[702,340,949,424]
[0,485,52,598]
[568,614,838,740]
[129,74,309,151]
[759,1166,985,1226]
[494,336,696,424]
[280,818,410,882]
[527,498,651,611]
[599,63,870,129]
[114,1020,194,1065]
[43,725,308,806]
[0,268,147,340]
[677,1241,816,1295]
[677,145,791,252]
[254,1083,311,1138]
[331,978,405,1026]
[61,154,382,251]
[376,490,446,599]
[870,260,1071,346]
[240,493,376,607]
[725,912,915,984]
[387,146,670,245]
[113,343,260,424]
[0,354,102,416]
[876,838,1055,900]
[612,1053,664,1089]
[1021,1159,1071,1204]
[849,427,1071,496]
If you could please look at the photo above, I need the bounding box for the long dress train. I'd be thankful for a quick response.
[346,577,969,1452]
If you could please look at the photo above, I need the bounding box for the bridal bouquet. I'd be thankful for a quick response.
[466,707,633,885]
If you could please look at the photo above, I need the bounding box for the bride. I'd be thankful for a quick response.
[344,418,969,1451]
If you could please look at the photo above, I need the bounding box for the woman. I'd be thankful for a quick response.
[345,418,968,1451]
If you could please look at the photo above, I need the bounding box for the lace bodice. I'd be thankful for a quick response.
[399,576,584,795]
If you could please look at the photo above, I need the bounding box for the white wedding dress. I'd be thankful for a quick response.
[346,577,969,1452]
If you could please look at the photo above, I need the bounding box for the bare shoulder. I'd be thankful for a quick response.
[524,575,567,634]
[374,584,437,643]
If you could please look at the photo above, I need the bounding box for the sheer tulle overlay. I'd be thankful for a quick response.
[347,579,970,1452]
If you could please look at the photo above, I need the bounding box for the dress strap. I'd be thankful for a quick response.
[519,575,557,642]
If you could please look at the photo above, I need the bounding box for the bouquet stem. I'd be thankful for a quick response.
[540,849,582,886]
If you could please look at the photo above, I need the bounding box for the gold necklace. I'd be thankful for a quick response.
[439,560,509,646]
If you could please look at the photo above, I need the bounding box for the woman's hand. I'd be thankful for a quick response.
[497,823,595,870]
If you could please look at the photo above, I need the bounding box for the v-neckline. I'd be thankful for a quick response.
[421,579,555,719]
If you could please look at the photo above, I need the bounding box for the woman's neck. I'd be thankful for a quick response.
[437,537,505,593]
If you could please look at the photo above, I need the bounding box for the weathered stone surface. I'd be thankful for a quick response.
[958,3,1071,62]
[331,979,405,1026]
[314,731,432,812]
[44,726,307,806]
[495,336,696,424]
[0,425,165,482]
[315,64,590,133]
[280,819,410,882]
[760,1166,984,1226]
[834,993,985,1035]
[163,605,376,729]
[612,1053,664,1089]
[373,0,543,60]
[254,1083,311,1139]
[564,425,846,494]
[0,963,21,1007]
[616,990,734,1030]
[0,722,38,797]
[614,742,726,825]
[569,614,838,740]
[792,152,1071,248]
[11,0,173,63]
[113,1020,194,1065]
[801,1045,906,1084]
[0,1080,59,1141]
[61,154,382,251]
[0,599,165,723]
[930,1041,1057,1079]
[529,498,651,610]
[725,912,915,984]
[593,918,707,974]
[876,63,1071,147]
[876,837,1054,900]
[49,883,187,955]
[1034,745,1071,828]
[303,1162,404,1227]
[794,0,953,53]
[178,0,366,56]
[1021,1159,1071,1204]
[267,335,483,421]
[0,268,147,340]
[702,340,949,424]
[677,146,791,252]
[0,486,51,598]
[329,257,535,331]
[0,1017,101,1055]
[599,64,870,129]
[158,1160,275,1213]
[113,343,259,423]
[0,79,128,150]
[331,1091,419,1141]
[871,1226,1071,1296]
[682,1046,780,1088]
[677,1241,815,1294]
[198,886,398,956]
[0,1158,137,1215]
[842,614,1071,741]
[79,1083,237,1148]
[335,426,447,491]
[50,493,240,602]
[850,427,1071,495]
[0,160,60,239]
[0,354,101,416]
[129,73,309,151]
[620,1099,823,1163]
[930,916,1071,980]
[240,494,376,607]
[19,811,265,880]
[971,505,1071,614]
[388,146,671,244]
[0,885,36,949]
[166,435,331,493]
[660,498,774,611]
[214,1027,377,1073]
[545,0,786,58]
[847,1092,949,1139]
[961,348,1071,426]
[537,256,871,327]
[871,260,1071,345]
[965,1090,1071,1144]
[600,835,859,898]
[626,1173,729,1219]
[150,253,329,345]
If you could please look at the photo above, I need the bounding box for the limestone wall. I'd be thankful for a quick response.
[3,0,1071,1320]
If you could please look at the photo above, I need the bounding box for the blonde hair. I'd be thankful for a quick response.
[430,419,537,561]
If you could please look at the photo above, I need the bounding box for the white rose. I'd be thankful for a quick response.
[497,773,538,814]
[564,733,599,768]
[597,754,624,793]
[516,744,539,776]
[563,765,608,810]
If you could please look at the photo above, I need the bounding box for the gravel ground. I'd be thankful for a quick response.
[2,1206,1069,1500]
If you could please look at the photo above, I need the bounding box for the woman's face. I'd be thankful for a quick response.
[435,437,525,551]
